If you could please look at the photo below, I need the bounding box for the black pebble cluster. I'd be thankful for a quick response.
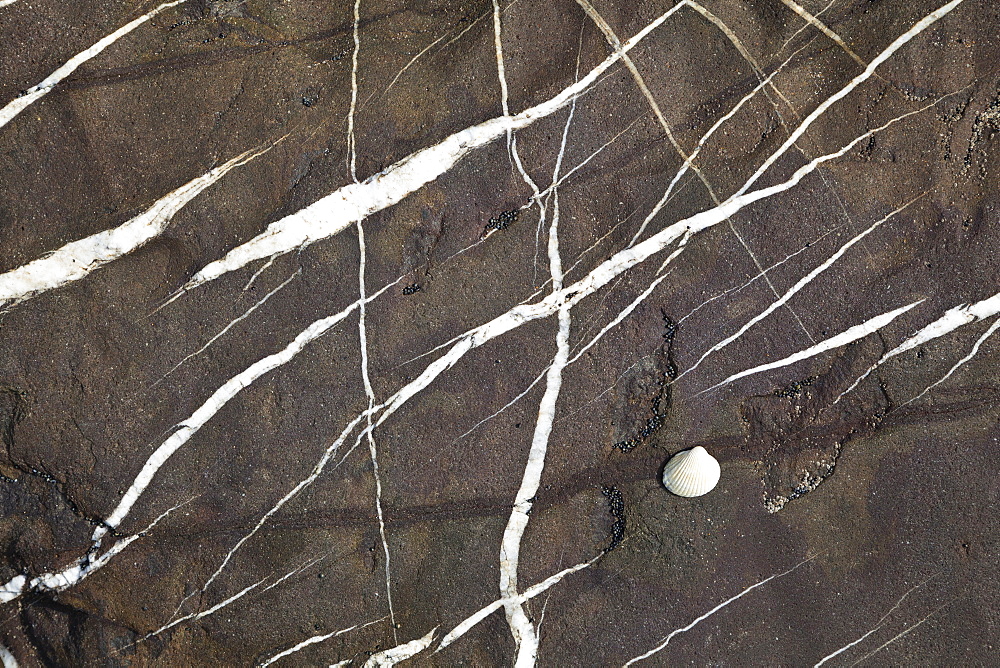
[601,485,625,552]
[402,283,422,295]
[485,209,519,231]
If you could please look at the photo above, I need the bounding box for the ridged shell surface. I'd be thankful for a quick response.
[662,446,720,497]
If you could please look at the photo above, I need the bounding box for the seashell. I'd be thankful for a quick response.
[662,446,720,497]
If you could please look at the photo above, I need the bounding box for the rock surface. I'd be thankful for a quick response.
[0,0,997,665]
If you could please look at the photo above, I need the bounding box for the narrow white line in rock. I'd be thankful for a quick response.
[151,553,327,639]
[0,141,276,310]
[155,268,302,386]
[531,116,643,207]
[779,0,836,53]
[492,0,512,151]
[93,279,399,543]
[259,617,386,667]
[623,554,819,666]
[0,0,186,130]
[848,600,954,667]
[904,316,1000,406]
[452,365,550,444]
[175,1,689,296]
[361,32,449,109]
[0,644,17,668]
[362,627,437,667]
[679,192,926,383]
[814,574,937,667]
[570,273,672,365]
[438,556,599,652]
[697,300,923,397]
[777,0,866,67]
[355,218,397,638]
[242,252,285,292]
[676,221,844,327]
[836,290,1000,402]
[686,0,798,121]
[736,0,967,198]
[347,0,362,182]
[0,497,190,604]
[554,355,653,426]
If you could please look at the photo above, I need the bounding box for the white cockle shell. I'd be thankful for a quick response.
[662,446,721,497]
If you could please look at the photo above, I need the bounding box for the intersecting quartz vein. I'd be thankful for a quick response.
[776,0,867,68]
[779,0,836,53]
[29,10,958,606]
[345,0,396,640]
[143,554,326,642]
[173,1,689,298]
[499,83,578,663]
[578,0,816,347]
[0,141,279,310]
[677,192,927,384]
[623,553,819,666]
[848,599,954,667]
[837,290,1000,403]
[91,279,400,548]
[902,316,1000,406]
[139,94,955,592]
[362,627,437,667]
[0,0,186,130]
[814,574,937,667]
[735,0,966,199]
[357,219,397,637]
[0,0,21,8]
[675,220,846,327]
[258,617,386,667]
[438,556,599,652]
[0,498,191,604]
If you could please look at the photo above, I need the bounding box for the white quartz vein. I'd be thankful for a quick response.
[0,0,21,9]
[355,217,396,637]
[903,315,1000,406]
[0,142,275,310]
[837,290,1000,402]
[156,268,302,386]
[0,644,16,668]
[347,0,362,182]
[623,554,819,666]
[499,86,576,663]
[697,300,923,397]
[734,0,967,199]
[814,574,937,667]
[0,0,186,130]
[0,498,190,604]
[678,192,926,383]
[92,278,400,546]
[777,0,866,67]
[363,627,437,667]
[849,599,954,667]
[259,618,386,667]
[173,1,690,297]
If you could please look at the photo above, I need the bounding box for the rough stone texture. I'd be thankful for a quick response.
[0,0,998,665]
